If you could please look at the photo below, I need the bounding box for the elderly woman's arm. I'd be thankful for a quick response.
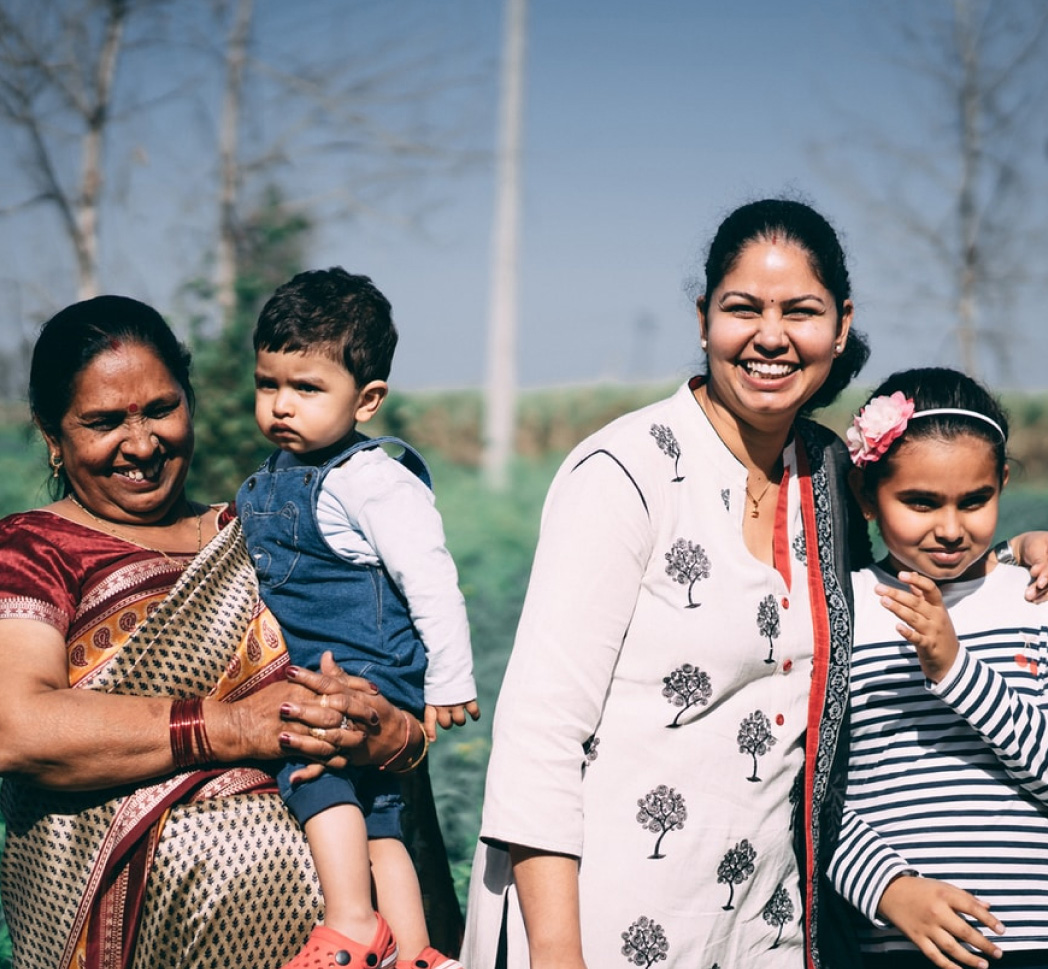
[0,618,415,790]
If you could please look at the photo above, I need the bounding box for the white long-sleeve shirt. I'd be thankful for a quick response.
[317,445,475,706]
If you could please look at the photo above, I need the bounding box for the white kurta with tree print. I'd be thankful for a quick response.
[466,380,817,969]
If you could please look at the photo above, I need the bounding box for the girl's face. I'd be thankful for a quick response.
[859,433,1006,583]
[699,239,852,433]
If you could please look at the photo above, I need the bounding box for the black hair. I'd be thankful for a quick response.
[253,267,397,385]
[856,366,1010,489]
[29,296,194,497]
[697,197,870,412]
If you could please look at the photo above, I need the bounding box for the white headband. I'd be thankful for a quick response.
[911,407,1005,441]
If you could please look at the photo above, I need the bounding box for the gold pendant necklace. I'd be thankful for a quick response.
[744,481,773,519]
[68,495,203,560]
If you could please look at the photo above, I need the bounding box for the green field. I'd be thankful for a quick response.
[0,385,1046,961]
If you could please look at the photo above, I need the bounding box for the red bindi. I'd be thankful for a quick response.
[771,233,779,245]
[128,402,139,413]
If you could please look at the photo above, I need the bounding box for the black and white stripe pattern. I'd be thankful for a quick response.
[829,564,1048,952]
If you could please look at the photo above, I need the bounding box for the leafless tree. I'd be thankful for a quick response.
[818,0,1048,382]
[195,0,489,331]
[213,0,253,325]
[0,0,148,298]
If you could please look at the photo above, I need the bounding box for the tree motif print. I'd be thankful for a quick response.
[662,663,712,727]
[757,594,781,664]
[636,785,687,859]
[792,530,806,564]
[738,710,777,782]
[664,538,711,608]
[649,424,684,481]
[720,488,730,511]
[621,915,669,967]
[716,838,756,911]
[762,883,795,949]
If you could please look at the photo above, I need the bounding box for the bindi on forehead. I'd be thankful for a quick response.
[127,402,139,413]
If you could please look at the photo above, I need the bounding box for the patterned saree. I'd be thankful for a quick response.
[0,517,323,969]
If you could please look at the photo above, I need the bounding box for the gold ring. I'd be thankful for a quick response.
[309,727,326,741]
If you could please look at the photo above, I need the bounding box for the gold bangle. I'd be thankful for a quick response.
[388,717,429,774]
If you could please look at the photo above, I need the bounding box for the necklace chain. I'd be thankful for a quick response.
[68,495,203,560]
[744,480,773,519]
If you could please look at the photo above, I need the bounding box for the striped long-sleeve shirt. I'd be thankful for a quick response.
[828,563,1048,954]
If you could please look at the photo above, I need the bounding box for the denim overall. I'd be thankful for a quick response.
[237,435,432,831]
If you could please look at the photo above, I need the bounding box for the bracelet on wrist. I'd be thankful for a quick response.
[378,709,429,774]
[169,697,215,769]
[388,726,429,775]
[993,538,1018,567]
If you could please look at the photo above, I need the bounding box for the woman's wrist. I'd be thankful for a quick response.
[380,711,428,774]
[993,538,1017,566]
[169,697,216,769]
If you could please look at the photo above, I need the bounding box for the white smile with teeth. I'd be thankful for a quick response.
[743,361,796,378]
[118,466,158,482]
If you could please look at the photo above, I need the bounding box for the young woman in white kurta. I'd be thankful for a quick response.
[464,199,870,969]
[471,379,820,966]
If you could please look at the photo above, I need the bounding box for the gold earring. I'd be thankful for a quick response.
[49,452,64,478]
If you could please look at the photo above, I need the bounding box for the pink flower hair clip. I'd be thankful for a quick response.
[846,391,915,467]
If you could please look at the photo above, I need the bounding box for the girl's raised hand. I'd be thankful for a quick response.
[878,874,1004,969]
[875,571,960,683]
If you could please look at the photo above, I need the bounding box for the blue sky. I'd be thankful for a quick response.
[2,0,1045,392]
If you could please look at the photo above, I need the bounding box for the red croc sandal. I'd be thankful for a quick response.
[395,947,464,969]
[281,918,399,969]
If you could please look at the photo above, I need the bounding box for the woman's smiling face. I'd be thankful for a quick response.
[48,343,194,524]
[700,239,852,432]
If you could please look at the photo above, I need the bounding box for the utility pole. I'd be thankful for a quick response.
[482,0,527,490]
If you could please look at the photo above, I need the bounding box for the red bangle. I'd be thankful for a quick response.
[170,697,213,769]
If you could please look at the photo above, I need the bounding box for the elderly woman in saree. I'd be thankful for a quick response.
[0,296,457,969]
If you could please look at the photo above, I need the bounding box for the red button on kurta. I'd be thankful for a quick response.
[781,597,790,609]
[782,659,793,673]
[775,713,785,726]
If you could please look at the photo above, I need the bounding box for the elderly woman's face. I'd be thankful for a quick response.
[699,239,852,430]
[48,343,194,524]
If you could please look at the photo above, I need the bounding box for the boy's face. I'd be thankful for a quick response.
[254,349,385,458]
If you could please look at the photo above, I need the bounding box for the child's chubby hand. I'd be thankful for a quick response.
[423,700,481,741]
[876,571,960,683]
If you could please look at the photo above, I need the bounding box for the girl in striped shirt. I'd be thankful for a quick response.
[828,367,1048,969]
